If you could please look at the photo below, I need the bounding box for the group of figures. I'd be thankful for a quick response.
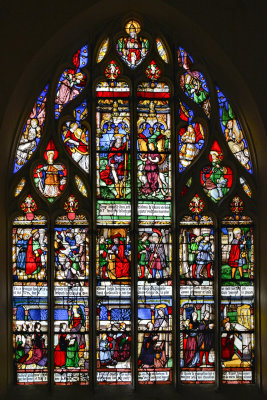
[180,228,214,279]
[14,227,47,279]
[98,231,130,280]
[54,304,88,370]
[54,227,88,281]
[97,100,131,200]
[182,310,214,368]
[138,304,171,370]
[221,225,253,281]
[138,229,170,281]
[15,322,47,370]
[137,116,171,200]
[98,322,131,368]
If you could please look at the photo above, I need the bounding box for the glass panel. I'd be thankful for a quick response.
[97,38,109,63]
[178,102,205,172]
[156,38,168,63]
[13,208,48,384]
[54,212,89,385]
[137,227,172,384]
[181,178,192,197]
[62,102,89,173]
[33,140,67,203]
[138,283,173,384]
[96,96,131,225]
[137,71,173,383]
[137,82,170,99]
[137,97,171,223]
[179,223,215,383]
[96,228,131,281]
[145,61,161,81]
[75,176,88,197]
[116,20,149,69]
[14,178,26,197]
[55,45,88,119]
[240,177,252,198]
[221,222,254,383]
[217,87,253,173]
[96,228,132,384]
[180,72,210,118]
[14,84,49,173]
[178,47,194,70]
[200,141,233,203]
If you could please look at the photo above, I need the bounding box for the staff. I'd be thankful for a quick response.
[145,229,164,279]
[122,131,129,199]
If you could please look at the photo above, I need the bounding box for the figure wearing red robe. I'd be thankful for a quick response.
[64,125,87,156]
[109,234,130,278]
[100,132,129,198]
[221,319,235,361]
[228,228,246,279]
[25,231,43,275]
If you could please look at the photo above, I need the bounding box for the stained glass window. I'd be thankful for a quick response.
[10,17,256,388]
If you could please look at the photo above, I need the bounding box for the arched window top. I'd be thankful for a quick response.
[10,16,256,388]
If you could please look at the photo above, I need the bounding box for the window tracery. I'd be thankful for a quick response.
[10,17,255,387]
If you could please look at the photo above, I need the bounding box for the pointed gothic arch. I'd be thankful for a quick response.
[1,2,266,399]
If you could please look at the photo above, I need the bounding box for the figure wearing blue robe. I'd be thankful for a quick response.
[17,239,29,271]
[99,337,112,365]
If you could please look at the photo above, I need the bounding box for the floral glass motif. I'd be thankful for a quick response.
[189,194,204,215]
[55,45,88,119]
[14,85,49,173]
[97,38,109,63]
[230,195,244,219]
[64,195,79,221]
[14,178,26,197]
[217,87,252,173]
[156,38,168,63]
[21,194,37,221]
[201,141,233,203]
[240,177,252,198]
[62,102,89,173]
[75,175,88,197]
[105,60,120,81]
[33,140,67,203]
[116,19,149,69]
[178,102,205,172]
[145,60,161,82]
